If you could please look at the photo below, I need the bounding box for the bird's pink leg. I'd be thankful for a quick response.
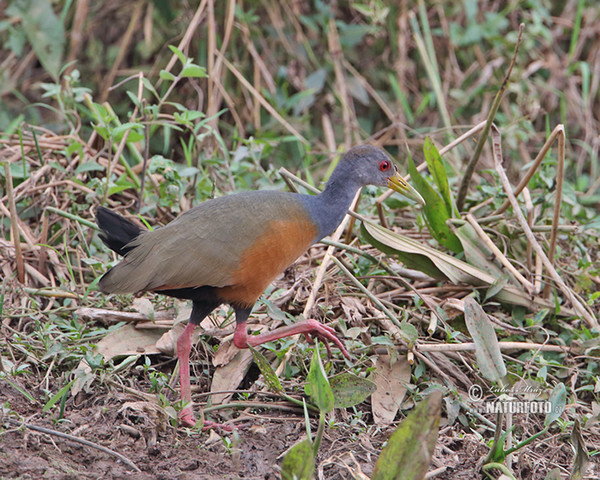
[233,319,350,359]
[176,322,236,431]
[177,322,197,427]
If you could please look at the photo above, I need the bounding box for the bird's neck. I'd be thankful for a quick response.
[301,169,362,241]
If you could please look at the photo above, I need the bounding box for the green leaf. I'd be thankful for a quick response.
[463,297,506,382]
[6,0,64,80]
[423,138,457,216]
[3,378,37,404]
[281,439,315,480]
[111,122,144,143]
[42,379,76,413]
[180,64,208,78]
[159,70,176,82]
[74,162,104,174]
[168,45,187,65]
[407,155,462,253]
[400,320,419,346]
[249,346,282,393]
[544,383,566,427]
[304,345,334,414]
[371,390,442,480]
[484,274,511,303]
[330,373,376,408]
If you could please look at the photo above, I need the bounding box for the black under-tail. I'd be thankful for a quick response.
[95,206,143,256]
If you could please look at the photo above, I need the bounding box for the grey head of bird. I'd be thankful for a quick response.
[329,145,425,204]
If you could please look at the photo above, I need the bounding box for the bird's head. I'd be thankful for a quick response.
[340,145,425,205]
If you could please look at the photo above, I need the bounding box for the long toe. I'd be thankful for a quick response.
[202,420,236,432]
[305,319,351,359]
[180,408,197,427]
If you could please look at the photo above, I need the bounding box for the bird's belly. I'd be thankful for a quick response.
[218,218,317,307]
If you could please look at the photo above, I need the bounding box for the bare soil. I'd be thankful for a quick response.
[1,373,594,479]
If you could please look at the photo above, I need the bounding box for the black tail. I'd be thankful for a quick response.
[96,206,144,256]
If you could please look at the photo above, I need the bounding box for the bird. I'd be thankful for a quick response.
[95,145,424,428]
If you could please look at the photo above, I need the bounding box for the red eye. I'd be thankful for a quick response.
[379,160,391,172]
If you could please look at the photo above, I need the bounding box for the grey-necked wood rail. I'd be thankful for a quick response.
[95,145,423,428]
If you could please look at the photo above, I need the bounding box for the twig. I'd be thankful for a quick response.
[491,126,597,328]
[491,124,566,217]
[544,126,565,298]
[4,418,141,472]
[3,162,24,283]
[328,18,358,147]
[465,213,535,294]
[413,341,568,353]
[99,0,144,103]
[159,0,208,83]
[456,23,524,211]
[329,256,409,345]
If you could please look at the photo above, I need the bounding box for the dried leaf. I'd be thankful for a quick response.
[211,348,253,404]
[371,355,411,425]
[464,297,506,382]
[97,323,163,359]
[570,419,590,480]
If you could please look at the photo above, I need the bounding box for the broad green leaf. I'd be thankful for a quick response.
[74,162,104,175]
[423,138,457,216]
[407,155,462,253]
[181,64,208,78]
[249,346,282,393]
[330,373,376,408]
[112,122,144,143]
[464,297,506,382]
[371,390,442,480]
[7,0,64,80]
[544,383,566,427]
[304,345,334,414]
[281,439,315,480]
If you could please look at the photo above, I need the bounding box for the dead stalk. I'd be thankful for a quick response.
[491,126,597,328]
[545,127,566,297]
[3,162,24,283]
[465,213,536,294]
[456,23,524,211]
[492,124,566,217]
